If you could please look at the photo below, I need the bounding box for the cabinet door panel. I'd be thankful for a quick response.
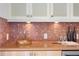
[53,3,67,16]
[0,51,30,56]
[32,3,47,17]
[73,3,79,16]
[11,3,26,16]
[0,3,10,18]
[35,51,47,56]
[0,51,61,56]
[32,51,61,56]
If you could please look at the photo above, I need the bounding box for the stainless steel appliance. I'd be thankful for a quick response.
[62,50,79,56]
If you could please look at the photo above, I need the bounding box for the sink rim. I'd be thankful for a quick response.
[58,41,79,45]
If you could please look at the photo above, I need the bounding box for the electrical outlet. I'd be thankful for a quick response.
[44,33,48,40]
[77,34,79,40]
[6,33,9,40]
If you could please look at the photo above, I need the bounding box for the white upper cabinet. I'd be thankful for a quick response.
[0,3,10,19]
[30,3,49,21]
[1,3,79,22]
[10,3,27,21]
[48,3,68,22]
[9,3,33,22]
[73,3,79,17]
[30,3,68,22]
[9,3,68,22]
[10,3,50,22]
[53,3,67,17]
[11,3,26,17]
[31,3,67,17]
[69,3,79,21]
[0,3,68,22]
[32,3,47,17]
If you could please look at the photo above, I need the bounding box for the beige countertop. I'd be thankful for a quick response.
[0,40,79,51]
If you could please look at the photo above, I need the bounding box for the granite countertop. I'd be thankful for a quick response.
[0,40,79,51]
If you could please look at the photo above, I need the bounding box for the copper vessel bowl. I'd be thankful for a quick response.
[16,39,32,46]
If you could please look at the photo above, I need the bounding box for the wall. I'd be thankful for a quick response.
[1,19,79,45]
[8,22,79,42]
[0,17,9,47]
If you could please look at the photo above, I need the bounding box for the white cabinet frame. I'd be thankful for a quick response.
[71,3,79,22]
[6,3,79,22]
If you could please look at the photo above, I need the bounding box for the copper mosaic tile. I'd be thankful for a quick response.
[8,22,79,42]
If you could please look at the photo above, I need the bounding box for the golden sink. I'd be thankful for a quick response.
[16,39,32,46]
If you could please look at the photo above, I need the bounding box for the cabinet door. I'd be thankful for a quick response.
[31,51,61,56]
[46,51,61,56]
[0,51,30,56]
[73,3,79,16]
[11,3,29,21]
[0,3,10,19]
[50,3,67,17]
[0,51,61,56]
[68,3,79,22]
[11,3,26,17]
[10,3,32,22]
[65,3,79,21]
[32,3,48,17]
[33,51,48,56]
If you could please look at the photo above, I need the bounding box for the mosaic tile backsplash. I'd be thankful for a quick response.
[1,17,79,46]
[0,17,9,46]
[8,22,79,42]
